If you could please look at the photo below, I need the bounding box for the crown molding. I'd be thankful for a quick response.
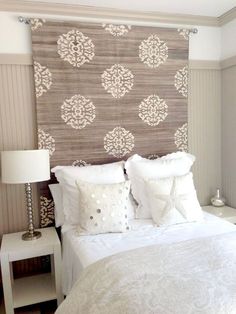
[0,1,235,27]
[221,55,236,69]
[0,0,219,26]
[219,7,236,26]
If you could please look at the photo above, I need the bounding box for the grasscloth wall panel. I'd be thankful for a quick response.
[0,63,221,239]
[188,68,221,205]
[30,21,189,226]
[222,65,236,207]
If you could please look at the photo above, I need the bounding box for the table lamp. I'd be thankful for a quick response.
[1,149,50,241]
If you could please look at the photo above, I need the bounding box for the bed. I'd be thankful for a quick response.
[45,153,236,314]
[61,212,236,296]
[57,212,236,314]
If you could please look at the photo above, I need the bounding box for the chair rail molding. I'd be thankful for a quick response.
[0,54,33,65]
[0,54,226,70]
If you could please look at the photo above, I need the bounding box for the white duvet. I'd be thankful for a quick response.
[57,230,236,314]
[62,213,236,295]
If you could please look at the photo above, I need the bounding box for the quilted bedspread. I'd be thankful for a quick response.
[56,232,236,314]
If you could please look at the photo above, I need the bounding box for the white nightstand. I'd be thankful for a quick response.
[203,205,236,224]
[0,227,63,314]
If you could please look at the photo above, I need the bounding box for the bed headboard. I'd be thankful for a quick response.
[30,19,189,227]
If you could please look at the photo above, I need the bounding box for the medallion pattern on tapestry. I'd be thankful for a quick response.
[104,127,134,158]
[38,129,55,156]
[61,94,96,129]
[148,154,159,160]
[57,29,95,68]
[174,123,188,152]
[34,61,52,98]
[72,160,91,167]
[102,24,131,36]
[30,18,46,31]
[101,64,134,98]
[139,34,168,68]
[178,29,190,40]
[40,196,55,227]
[139,94,168,126]
[175,66,188,98]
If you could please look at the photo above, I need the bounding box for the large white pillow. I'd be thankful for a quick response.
[49,183,65,227]
[125,152,195,218]
[76,180,131,235]
[51,161,135,226]
[52,161,125,184]
[145,172,203,226]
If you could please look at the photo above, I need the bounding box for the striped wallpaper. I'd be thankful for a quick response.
[0,65,39,235]
[222,65,236,208]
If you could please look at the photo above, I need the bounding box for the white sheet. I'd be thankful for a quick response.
[62,212,236,295]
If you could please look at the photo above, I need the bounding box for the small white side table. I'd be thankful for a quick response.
[203,205,236,224]
[0,227,63,314]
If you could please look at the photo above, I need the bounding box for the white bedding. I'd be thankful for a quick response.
[62,212,236,295]
[58,230,236,314]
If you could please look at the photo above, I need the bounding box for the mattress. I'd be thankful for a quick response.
[61,212,236,295]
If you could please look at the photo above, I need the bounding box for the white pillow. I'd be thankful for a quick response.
[51,161,135,226]
[52,161,125,184]
[125,152,195,218]
[146,172,203,226]
[76,180,131,235]
[49,183,64,227]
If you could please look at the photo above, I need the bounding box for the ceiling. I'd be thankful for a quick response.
[22,0,236,17]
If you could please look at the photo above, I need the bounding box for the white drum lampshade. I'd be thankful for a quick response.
[1,149,50,184]
[1,149,50,240]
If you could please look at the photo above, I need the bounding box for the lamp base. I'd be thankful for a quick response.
[22,231,42,241]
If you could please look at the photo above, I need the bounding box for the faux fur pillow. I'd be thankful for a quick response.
[76,180,131,235]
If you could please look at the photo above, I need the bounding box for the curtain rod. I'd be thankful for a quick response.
[18,16,31,24]
[18,16,198,34]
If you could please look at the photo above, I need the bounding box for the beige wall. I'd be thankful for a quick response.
[0,63,39,237]
[189,68,221,204]
[0,59,222,238]
[222,62,236,207]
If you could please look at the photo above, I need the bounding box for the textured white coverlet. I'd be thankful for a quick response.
[61,213,236,295]
[57,231,236,314]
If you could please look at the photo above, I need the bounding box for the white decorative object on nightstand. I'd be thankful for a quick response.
[0,227,63,314]
[203,205,236,224]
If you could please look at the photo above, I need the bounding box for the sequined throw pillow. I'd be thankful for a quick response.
[76,180,131,235]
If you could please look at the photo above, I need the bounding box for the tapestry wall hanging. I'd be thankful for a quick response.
[31,19,189,226]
